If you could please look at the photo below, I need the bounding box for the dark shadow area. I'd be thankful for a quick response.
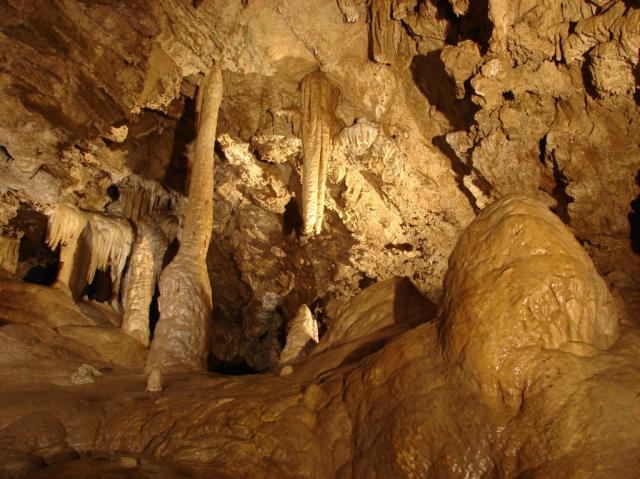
[164,95,197,195]
[581,57,600,100]
[23,263,58,285]
[393,276,437,324]
[208,357,260,376]
[149,285,160,337]
[550,156,574,224]
[440,0,492,53]
[106,184,120,201]
[85,268,112,302]
[162,238,179,268]
[410,51,479,131]
[538,135,548,165]
[629,169,640,254]
[433,135,479,213]
[283,197,303,236]
[8,204,59,285]
[339,338,388,367]
[359,273,377,289]
[385,242,414,252]
[634,59,640,106]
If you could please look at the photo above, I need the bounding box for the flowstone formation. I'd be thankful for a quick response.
[439,194,622,408]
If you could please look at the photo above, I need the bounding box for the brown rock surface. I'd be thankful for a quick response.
[0,0,639,476]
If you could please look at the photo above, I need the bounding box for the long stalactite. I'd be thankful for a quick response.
[300,71,335,237]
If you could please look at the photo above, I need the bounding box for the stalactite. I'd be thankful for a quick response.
[300,71,336,236]
[279,304,319,364]
[369,0,396,64]
[86,213,134,303]
[116,175,177,222]
[121,219,170,346]
[45,203,88,292]
[0,233,22,274]
[146,66,223,389]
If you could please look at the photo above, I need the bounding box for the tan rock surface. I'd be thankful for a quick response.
[0,0,639,477]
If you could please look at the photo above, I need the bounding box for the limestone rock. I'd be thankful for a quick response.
[439,195,621,407]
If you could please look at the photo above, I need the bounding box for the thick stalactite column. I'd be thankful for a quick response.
[45,204,88,297]
[146,67,223,386]
[300,72,335,236]
[121,220,168,346]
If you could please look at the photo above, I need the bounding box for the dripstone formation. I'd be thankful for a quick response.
[0,1,638,478]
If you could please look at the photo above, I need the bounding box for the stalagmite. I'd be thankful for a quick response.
[0,234,21,274]
[121,220,169,346]
[300,71,335,236]
[146,67,223,387]
[45,204,88,293]
[279,304,319,364]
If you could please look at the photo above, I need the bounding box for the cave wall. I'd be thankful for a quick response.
[0,0,638,368]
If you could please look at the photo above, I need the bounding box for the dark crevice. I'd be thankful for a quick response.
[149,284,160,337]
[433,135,479,214]
[359,274,377,289]
[23,263,58,286]
[85,268,112,302]
[283,197,303,236]
[550,156,574,224]
[538,135,548,166]
[208,358,260,376]
[8,205,59,285]
[410,51,479,131]
[164,95,197,195]
[385,242,414,252]
[581,57,600,100]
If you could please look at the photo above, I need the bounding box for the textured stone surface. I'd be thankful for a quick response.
[439,194,621,408]
[0,0,639,476]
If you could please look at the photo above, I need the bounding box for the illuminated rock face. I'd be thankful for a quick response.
[439,194,621,407]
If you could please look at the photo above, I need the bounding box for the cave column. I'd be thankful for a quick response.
[121,220,168,346]
[146,66,223,389]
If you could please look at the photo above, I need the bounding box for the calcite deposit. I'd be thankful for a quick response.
[0,0,639,477]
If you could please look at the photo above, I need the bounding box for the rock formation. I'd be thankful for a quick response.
[45,204,88,295]
[146,67,223,383]
[121,219,170,346]
[439,194,622,408]
[0,0,639,476]
[300,71,336,236]
[279,303,319,364]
